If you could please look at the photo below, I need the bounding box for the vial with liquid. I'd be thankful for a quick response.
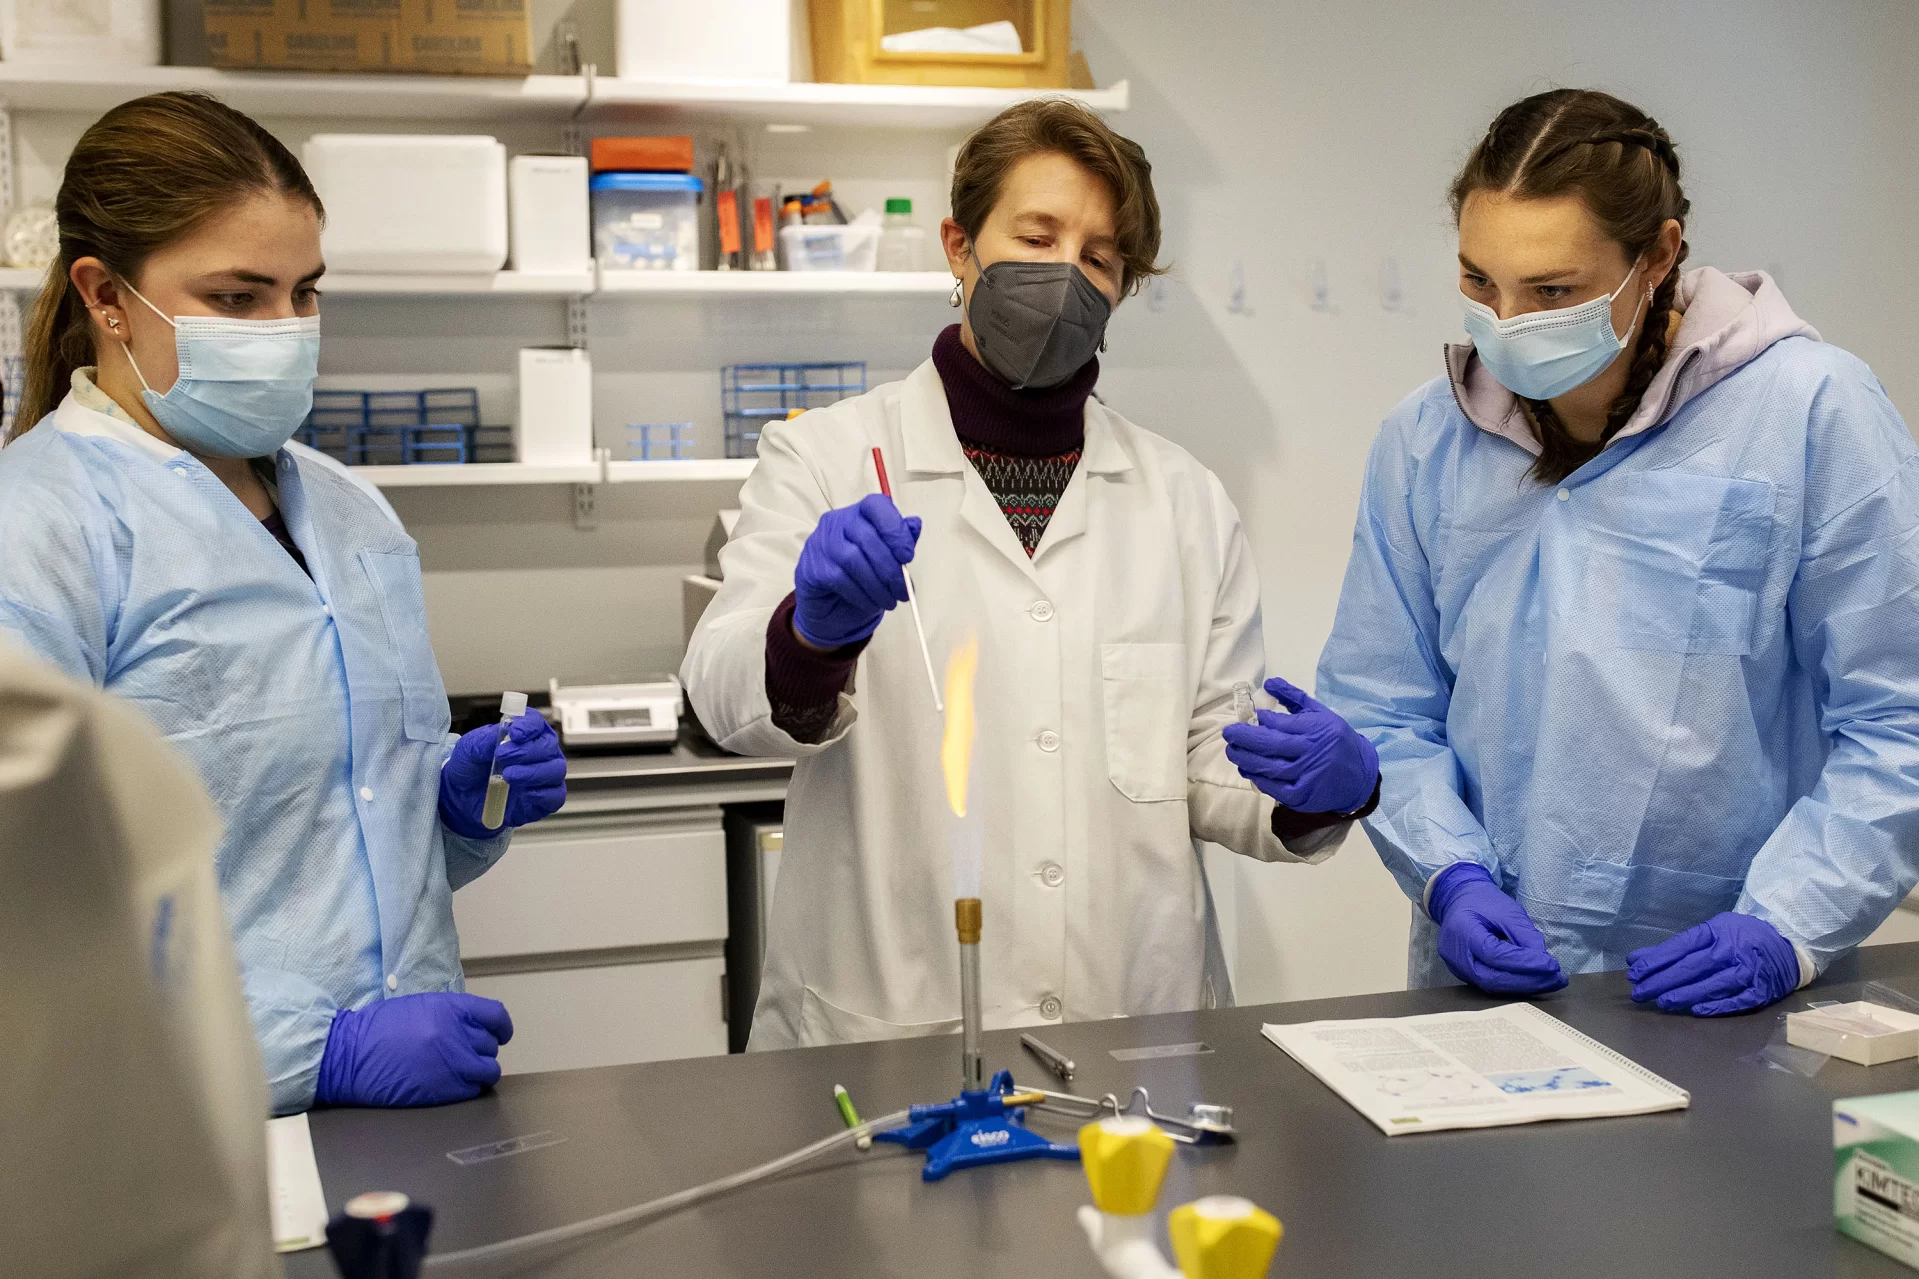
[1232,681,1259,724]
[481,691,528,830]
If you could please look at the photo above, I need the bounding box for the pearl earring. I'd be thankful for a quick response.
[949,278,963,308]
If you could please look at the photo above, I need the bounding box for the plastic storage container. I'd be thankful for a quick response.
[592,173,704,273]
[877,198,927,272]
[305,135,507,274]
[779,223,881,272]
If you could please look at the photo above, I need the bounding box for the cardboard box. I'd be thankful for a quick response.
[1836,1091,1919,1270]
[203,0,532,75]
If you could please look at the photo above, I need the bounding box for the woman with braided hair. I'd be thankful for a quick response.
[1317,88,1919,1015]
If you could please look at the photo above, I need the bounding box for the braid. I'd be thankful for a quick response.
[1602,268,1679,437]
[1522,266,1682,484]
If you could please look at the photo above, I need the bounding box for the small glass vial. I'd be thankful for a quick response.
[481,691,528,831]
[1231,681,1259,724]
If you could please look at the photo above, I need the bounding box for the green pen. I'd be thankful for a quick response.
[834,1083,872,1149]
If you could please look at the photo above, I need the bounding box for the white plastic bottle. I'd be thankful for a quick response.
[877,198,926,272]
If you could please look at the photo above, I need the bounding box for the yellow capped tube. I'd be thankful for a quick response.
[1167,1196,1282,1279]
[1078,1116,1175,1217]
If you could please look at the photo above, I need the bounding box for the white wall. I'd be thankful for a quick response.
[1071,0,1919,1002]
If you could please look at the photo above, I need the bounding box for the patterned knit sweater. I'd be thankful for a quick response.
[763,325,1094,741]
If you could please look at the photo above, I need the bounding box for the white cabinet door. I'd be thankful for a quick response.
[454,810,726,960]
[466,958,728,1075]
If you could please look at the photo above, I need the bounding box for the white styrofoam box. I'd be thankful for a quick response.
[615,0,791,83]
[453,813,726,958]
[1789,1002,1919,1066]
[509,154,590,275]
[0,0,160,66]
[305,135,507,274]
[466,957,728,1073]
[516,346,593,465]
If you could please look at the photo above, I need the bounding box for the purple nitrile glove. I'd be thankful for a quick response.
[1222,676,1380,814]
[315,991,514,1107]
[1627,912,1801,1016]
[439,708,566,840]
[792,494,922,649]
[1428,862,1569,996]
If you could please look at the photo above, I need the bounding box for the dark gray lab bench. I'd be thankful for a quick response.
[287,943,1919,1278]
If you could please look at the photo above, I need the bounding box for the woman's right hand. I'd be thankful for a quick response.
[792,494,921,649]
[315,991,514,1107]
[1428,863,1568,995]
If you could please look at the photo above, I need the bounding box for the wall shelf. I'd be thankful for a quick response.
[595,269,952,297]
[603,459,756,482]
[0,64,586,120]
[354,458,755,487]
[0,64,1126,129]
[320,269,595,296]
[352,462,603,487]
[584,78,1130,129]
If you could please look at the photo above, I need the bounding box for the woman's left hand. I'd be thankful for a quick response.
[1223,677,1379,814]
[438,709,567,838]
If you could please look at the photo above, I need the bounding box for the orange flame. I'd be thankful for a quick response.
[941,635,979,818]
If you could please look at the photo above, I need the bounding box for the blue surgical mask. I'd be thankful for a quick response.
[1460,259,1647,401]
[119,282,320,459]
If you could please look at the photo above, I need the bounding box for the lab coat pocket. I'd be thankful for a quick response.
[358,548,451,743]
[1586,472,1774,655]
[1100,643,1189,803]
[799,986,960,1047]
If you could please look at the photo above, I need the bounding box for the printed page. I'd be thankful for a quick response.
[1261,1003,1689,1135]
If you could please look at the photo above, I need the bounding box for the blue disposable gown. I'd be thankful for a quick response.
[0,387,508,1112]
[1319,309,1919,988]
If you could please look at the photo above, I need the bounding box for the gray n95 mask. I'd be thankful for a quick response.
[967,260,1112,390]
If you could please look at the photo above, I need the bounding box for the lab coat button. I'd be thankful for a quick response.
[1040,862,1065,887]
[171,466,188,477]
[359,786,374,802]
[1039,996,1062,1020]
[1030,601,1055,622]
[386,974,398,991]
[1037,730,1061,752]
[1557,488,1571,502]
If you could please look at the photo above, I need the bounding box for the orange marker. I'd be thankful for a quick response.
[873,446,943,714]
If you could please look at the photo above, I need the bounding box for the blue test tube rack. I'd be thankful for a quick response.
[295,388,484,465]
[720,361,866,459]
[627,422,697,460]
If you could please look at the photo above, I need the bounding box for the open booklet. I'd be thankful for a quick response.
[1262,1002,1689,1136]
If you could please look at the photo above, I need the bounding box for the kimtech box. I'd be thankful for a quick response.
[203,0,532,76]
[1835,1090,1919,1269]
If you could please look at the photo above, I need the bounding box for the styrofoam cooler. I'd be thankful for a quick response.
[616,0,793,82]
[509,155,591,275]
[517,348,594,465]
[305,135,508,274]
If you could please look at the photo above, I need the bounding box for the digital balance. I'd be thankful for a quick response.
[547,677,683,750]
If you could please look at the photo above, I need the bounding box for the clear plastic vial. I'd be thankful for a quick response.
[481,690,528,831]
[1232,681,1259,724]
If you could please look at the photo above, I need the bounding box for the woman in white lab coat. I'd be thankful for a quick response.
[683,99,1381,1049]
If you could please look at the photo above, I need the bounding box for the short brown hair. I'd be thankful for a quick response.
[950,98,1163,295]
[14,91,322,437]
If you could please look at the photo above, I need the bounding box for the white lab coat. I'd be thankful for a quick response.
[683,357,1346,1050]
